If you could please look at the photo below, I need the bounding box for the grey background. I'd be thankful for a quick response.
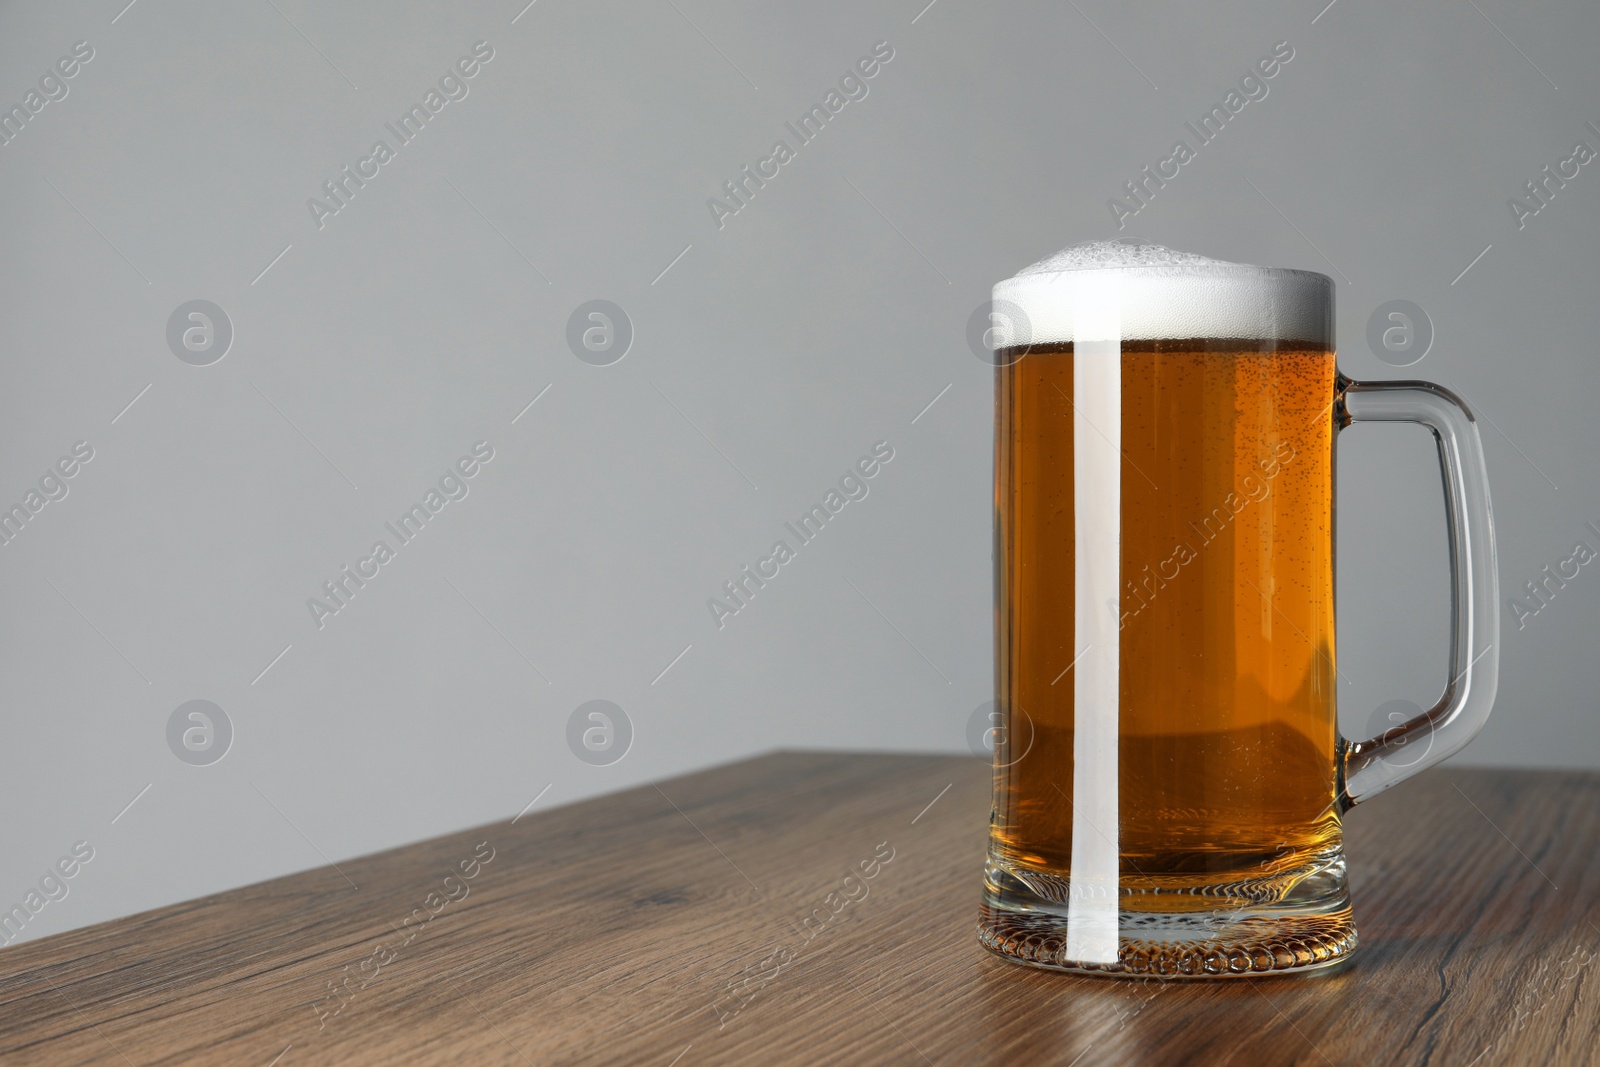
[0,0,1594,945]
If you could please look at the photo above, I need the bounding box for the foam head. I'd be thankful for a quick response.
[989,238,1333,348]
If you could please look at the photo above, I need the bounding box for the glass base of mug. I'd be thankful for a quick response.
[978,851,1357,979]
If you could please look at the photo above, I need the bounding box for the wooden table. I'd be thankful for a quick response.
[2,753,1596,1065]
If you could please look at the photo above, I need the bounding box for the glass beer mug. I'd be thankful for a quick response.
[977,240,1499,977]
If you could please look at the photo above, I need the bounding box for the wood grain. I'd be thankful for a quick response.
[0,753,1596,1065]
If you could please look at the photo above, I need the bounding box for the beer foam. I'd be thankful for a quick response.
[991,238,1332,347]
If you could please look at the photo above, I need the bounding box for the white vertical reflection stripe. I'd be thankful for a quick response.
[1066,274,1121,965]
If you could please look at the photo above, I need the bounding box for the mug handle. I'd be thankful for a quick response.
[1336,377,1500,808]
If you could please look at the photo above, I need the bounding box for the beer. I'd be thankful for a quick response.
[992,340,1340,894]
